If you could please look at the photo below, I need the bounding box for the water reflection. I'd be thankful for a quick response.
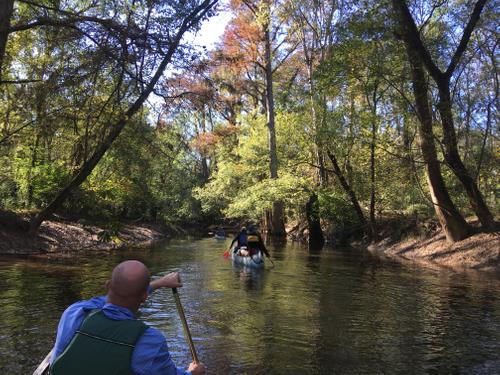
[265,235,287,250]
[0,238,499,374]
[232,264,265,291]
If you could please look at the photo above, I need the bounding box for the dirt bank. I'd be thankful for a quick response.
[0,213,168,256]
[285,217,499,273]
[368,228,500,272]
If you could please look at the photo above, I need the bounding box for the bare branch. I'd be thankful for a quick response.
[446,0,488,76]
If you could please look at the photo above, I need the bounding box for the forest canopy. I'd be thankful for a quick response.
[0,0,497,243]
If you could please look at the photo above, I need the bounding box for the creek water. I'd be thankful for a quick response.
[1,237,499,374]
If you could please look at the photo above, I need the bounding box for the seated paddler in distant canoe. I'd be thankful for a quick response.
[214,227,226,240]
[225,226,271,268]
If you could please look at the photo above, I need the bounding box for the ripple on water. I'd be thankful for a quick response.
[2,240,500,374]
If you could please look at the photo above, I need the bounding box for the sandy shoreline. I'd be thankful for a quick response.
[367,230,500,273]
[0,218,168,256]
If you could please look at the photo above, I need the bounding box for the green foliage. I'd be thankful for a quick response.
[194,111,313,221]
[30,162,71,208]
[224,173,311,220]
[404,203,434,218]
[5,143,71,209]
[193,161,241,216]
[318,190,358,231]
[97,221,122,244]
[193,116,261,218]
[0,0,498,236]
[0,164,18,209]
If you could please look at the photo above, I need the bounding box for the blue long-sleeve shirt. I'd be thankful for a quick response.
[50,296,191,375]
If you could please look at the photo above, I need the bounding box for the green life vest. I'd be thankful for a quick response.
[50,310,147,375]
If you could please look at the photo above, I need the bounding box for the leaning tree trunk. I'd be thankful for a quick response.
[436,78,496,228]
[407,49,470,242]
[0,0,14,77]
[263,14,286,236]
[392,0,494,229]
[29,0,217,234]
[326,150,368,233]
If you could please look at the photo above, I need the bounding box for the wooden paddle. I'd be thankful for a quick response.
[172,287,199,364]
[32,349,52,375]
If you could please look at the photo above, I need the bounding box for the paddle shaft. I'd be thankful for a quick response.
[172,287,199,364]
[32,349,52,375]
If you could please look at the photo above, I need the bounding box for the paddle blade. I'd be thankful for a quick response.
[223,251,229,258]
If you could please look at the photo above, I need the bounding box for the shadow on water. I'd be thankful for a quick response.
[263,236,287,262]
[265,235,286,248]
[308,236,325,252]
[306,246,323,273]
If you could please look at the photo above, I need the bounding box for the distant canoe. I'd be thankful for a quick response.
[231,249,264,269]
[214,234,226,240]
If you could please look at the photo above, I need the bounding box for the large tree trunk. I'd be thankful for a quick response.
[436,78,496,228]
[29,0,217,234]
[307,65,326,187]
[263,12,286,236]
[407,49,470,242]
[368,85,379,240]
[306,193,324,250]
[27,133,39,208]
[0,0,14,77]
[369,117,376,239]
[0,0,14,80]
[200,108,210,182]
[393,0,495,229]
[270,201,286,236]
[326,150,368,232]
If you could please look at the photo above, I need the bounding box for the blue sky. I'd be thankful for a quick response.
[146,7,232,120]
[190,7,232,49]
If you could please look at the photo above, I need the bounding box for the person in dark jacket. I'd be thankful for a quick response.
[228,227,248,255]
[246,225,271,258]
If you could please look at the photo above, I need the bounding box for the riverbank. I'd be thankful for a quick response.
[287,215,499,273]
[0,211,169,256]
[367,224,500,272]
[2,211,498,272]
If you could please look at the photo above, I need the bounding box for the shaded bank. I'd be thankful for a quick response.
[2,210,498,273]
[0,211,169,255]
[367,225,499,273]
[287,215,499,273]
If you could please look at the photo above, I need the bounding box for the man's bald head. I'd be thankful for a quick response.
[107,260,150,309]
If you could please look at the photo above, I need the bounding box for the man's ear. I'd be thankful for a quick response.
[141,290,148,303]
[105,280,111,292]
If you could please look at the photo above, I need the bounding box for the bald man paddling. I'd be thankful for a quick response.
[50,260,206,375]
